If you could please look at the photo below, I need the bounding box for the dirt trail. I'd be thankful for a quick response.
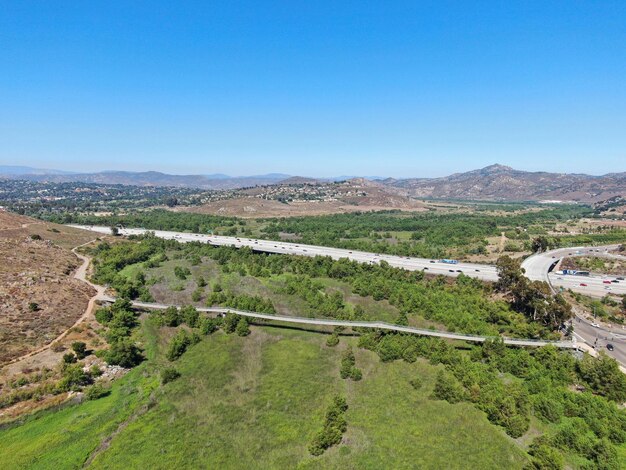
[1,239,104,372]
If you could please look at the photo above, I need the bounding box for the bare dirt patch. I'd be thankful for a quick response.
[0,212,97,365]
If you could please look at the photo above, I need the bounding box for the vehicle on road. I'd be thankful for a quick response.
[440,259,459,264]
[607,344,615,351]
[612,280,619,283]
[429,260,436,263]
[617,277,625,280]
[591,322,600,328]
[580,283,588,287]
[603,280,612,284]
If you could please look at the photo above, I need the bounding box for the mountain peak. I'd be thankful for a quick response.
[480,164,514,174]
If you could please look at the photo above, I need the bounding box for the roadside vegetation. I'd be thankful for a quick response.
[84,234,562,338]
[54,204,625,261]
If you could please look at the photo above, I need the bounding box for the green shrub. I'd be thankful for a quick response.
[105,340,143,368]
[432,370,466,404]
[62,353,77,364]
[235,317,250,337]
[71,341,88,360]
[95,307,113,325]
[85,383,111,400]
[309,395,348,456]
[161,367,181,384]
[527,444,564,470]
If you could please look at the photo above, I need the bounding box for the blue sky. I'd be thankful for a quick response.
[1,1,625,177]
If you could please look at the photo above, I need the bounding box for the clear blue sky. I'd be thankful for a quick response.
[1,1,625,177]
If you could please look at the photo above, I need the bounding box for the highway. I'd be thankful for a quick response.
[70,225,500,279]
[523,245,626,368]
[521,245,626,297]
[71,225,626,364]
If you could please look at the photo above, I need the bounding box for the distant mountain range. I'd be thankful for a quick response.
[0,166,291,190]
[0,165,75,176]
[381,164,626,203]
[1,164,624,202]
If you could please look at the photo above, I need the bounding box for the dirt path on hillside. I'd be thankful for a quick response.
[1,239,105,374]
[498,232,506,252]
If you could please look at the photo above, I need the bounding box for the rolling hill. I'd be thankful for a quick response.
[382,164,626,203]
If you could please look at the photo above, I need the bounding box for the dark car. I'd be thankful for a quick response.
[617,277,625,281]
[449,269,455,272]
[456,269,462,273]
[607,344,615,351]
[429,260,436,263]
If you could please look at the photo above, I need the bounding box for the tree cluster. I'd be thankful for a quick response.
[496,256,572,329]
[308,395,348,456]
[339,346,362,381]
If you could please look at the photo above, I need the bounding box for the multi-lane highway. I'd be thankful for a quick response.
[71,225,626,365]
[70,225,500,281]
[522,245,626,367]
[522,245,626,297]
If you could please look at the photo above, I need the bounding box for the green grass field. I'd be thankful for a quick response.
[0,319,530,469]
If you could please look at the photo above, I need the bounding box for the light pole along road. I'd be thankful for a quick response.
[71,226,626,363]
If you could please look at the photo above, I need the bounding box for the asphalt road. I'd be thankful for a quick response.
[71,225,626,365]
[522,245,626,367]
[521,245,626,297]
[70,224,500,279]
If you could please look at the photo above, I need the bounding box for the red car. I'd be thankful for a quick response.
[603,280,611,284]
[580,283,588,287]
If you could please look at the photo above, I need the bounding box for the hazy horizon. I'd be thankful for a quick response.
[0,161,623,179]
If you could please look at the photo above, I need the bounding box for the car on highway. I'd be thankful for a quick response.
[580,283,588,287]
[607,344,615,351]
[456,269,462,273]
[603,280,612,284]
[429,260,436,263]
[475,269,480,272]
[591,322,600,328]
[449,269,455,273]
[612,280,619,283]
[617,277,625,281]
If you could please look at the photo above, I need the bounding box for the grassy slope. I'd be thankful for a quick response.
[0,321,529,469]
